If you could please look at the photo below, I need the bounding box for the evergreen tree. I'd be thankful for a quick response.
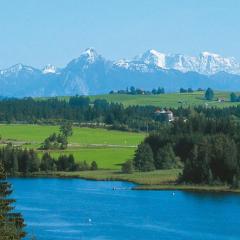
[40,152,56,171]
[205,88,214,100]
[133,143,155,171]
[130,86,136,95]
[0,162,25,239]
[230,92,238,102]
[181,145,201,183]
[11,152,19,175]
[121,160,133,174]
[155,144,178,169]
[210,134,238,183]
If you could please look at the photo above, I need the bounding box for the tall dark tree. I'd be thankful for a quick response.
[181,142,211,184]
[155,144,179,169]
[133,143,155,171]
[40,152,56,172]
[210,134,238,183]
[230,92,238,102]
[0,162,25,239]
[205,88,214,100]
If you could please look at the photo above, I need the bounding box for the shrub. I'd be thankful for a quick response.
[122,160,133,174]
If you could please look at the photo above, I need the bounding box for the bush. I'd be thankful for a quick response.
[122,160,133,174]
[76,161,90,171]
[91,161,98,170]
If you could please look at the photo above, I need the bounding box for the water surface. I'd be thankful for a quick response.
[10,178,240,240]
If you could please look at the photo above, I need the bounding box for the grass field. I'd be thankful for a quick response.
[31,169,180,185]
[0,124,145,169]
[39,91,240,108]
[43,148,135,170]
[29,170,240,193]
[89,91,240,108]
[0,124,145,146]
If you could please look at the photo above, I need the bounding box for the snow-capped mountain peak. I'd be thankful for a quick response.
[42,64,57,74]
[197,51,240,74]
[114,59,130,68]
[200,51,220,58]
[136,49,166,68]
[80,47,100,63]
[130,50,240,75]
[0,63,36,76]
[1,48,240,98]
[67,48,103,69]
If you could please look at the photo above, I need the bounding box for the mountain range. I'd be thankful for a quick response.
[1,48,240,97]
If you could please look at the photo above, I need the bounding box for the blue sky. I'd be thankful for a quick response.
[0,0,239,68]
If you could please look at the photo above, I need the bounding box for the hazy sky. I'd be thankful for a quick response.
[0,0,240,68]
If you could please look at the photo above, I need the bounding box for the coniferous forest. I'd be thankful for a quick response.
[133,112,240,187]
[1,96,240,132]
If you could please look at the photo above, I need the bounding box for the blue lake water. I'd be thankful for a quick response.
[9,178,240,240]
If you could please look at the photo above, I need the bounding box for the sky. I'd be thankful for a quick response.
[0,0,240,69]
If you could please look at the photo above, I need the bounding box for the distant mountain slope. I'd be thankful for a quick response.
[1,48,240,97]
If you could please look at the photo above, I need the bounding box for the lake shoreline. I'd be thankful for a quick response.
[12,170,240,194]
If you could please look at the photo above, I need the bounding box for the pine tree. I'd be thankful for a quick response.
[230,92,238,102]
[205,88,214,100]
[155,144,177,169]
[0,162,25,239]
[133,143,155,171]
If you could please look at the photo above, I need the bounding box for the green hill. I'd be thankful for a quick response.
[90,91,240,108]
[51,91,240,108]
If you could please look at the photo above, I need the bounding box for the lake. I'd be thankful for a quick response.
[10,178,240,240]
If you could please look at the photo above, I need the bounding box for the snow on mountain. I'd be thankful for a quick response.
[1,49,240,77]
[70,48,102,65]
[125,50,240,75]
[42,64,58,74]
[137,49,166,68]
[197,52,240,75]
[1,48,240,97]
[82,47,100,63]
[61,48,109,96]
[0,63,37,76]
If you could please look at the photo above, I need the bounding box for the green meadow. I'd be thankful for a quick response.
[49,91,240,108]
[0,124,145,169]
[89,91,240,108]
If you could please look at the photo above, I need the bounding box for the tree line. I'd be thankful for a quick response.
[2,94,240,132]
[0,96,159,131]
[179,88,204,93]
[0,144,98,175]
[109,86,165,95]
